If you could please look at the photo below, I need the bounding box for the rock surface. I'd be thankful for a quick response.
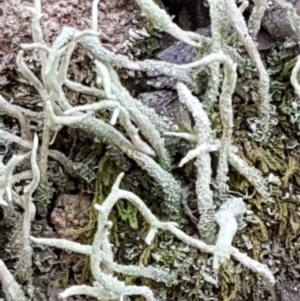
[261,0,300,41]
[276,281,300,301]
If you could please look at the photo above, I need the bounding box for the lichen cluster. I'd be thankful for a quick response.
[1,0,300,300]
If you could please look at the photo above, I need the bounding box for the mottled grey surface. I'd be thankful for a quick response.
[157,41,197,63]
[157,27,211,64]
[276,282,300,301]
[262,0,300,41]
[138,90,192,130]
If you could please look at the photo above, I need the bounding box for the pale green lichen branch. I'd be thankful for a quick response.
[171,126,272,203]
[0,152,29,206]
[64,101,155,156]
[16,51,48,103]
[239,0,250,13]
[176,81,216,243]
[23,133,40,200]
[291,54,300,99]
[30,237,92,254]
[46,100,90,129]
[228,148,273,202]
[179,143,220,167]
[175,51,237,240]
[134,0,204,47]
[0,260,28,301]
[15,134,40,282]
[23,0,48,79]
[0,94,32,141]
[30,173,174,300]
[133,0,245,63]
[213,197,247,271]
[248,0,269,41]
[59,285,117,300]
[80,35,194,85]
[22,25,172,170]
[107,67,171,169]
[92,0,101,32]
[164,131,198,143]
[204,0,228,106]
[17,49,50,181]
[31,172,275,298]
[64,77,171,136]
[225,0,272,132]
[214,54,237,201]
[16,48,51,170]
[44,99,182,219]
[64,78,106,99]
[94,60,116,100]
[0,134,40,297]
[0,94,41,120]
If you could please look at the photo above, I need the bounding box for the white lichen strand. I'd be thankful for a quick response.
[64,101,156,157]
[247,0,269,41]
[64,78,172,135]
[205,0,227,106]
[224,0,272,131]
[94,60,115,100]
[229,149,273,202]
[0,152,29,206]
[97,249,173,284]
[31,172,275,297]
[31,173,171,300]
[133,0,206,47]
[59,285,117,300]
[47,100,182,218]
[214,54,237,200]
[16,134,40,282]
[134,0,171,30]
[30,236,92,255]
[20,29,182,218]
[213,197,247,270]
[108,68,172,170]
[175,131,273,203]
[291,54,300,98]
[176,82,216,243]
[7,0,281,298]
[0,260,28,301]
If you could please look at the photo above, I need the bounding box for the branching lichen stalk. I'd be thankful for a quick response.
[46,99,182,218]
[291,54,300,98]
[16,134,40,282]
[176,82,216,243]
[214,55,237,201]
[205,0,227,106]
[213,198,247,270]
[248,0,269,41]
[2,0,283,299]
[225,0,272,130]
[0,260,28,301]
[31,172,275,298]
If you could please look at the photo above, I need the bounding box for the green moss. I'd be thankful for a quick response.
[51,268,69,288]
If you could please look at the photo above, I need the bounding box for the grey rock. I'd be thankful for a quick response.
[276,281,300,301]
[261,0,300,41]
[156,27,210,64]
[138,90,192,130]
